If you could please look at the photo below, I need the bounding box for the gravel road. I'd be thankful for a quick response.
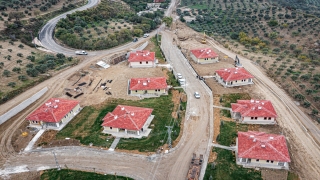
[207,39,320,179]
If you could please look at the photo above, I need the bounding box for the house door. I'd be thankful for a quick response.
[144,90,147,94]
[247,159,251,163]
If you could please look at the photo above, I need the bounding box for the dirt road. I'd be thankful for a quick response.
[207,39,320,179]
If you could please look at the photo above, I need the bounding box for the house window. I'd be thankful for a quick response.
[140,62,142,64]
[135,90,138,92]
[271,161,274,163]
[266,160,269,163]
[235,80,237,82]
[268,117,272,120]
[146,61,148,64]
[255,117,257,120]
[251,117,254,119]
[264,117,267,120]
[110,127,112,129]
[256,159,259,162]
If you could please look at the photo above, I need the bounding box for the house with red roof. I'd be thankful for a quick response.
[154,0,165,3]
[215,67,254,87]
[129,77,168,96]
[190,48,219,64]
[101,105,154,138]
[128,50,156,68]
[231,100,277,124]
[26,98,81,130]
[236,131,290,170]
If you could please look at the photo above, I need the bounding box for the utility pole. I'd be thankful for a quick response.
[52,151,61,170]
[166,125,173,148]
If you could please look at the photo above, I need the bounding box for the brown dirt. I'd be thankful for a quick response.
[115,148,153,156]
[3,171,41,180]
[171,90,180,118]
[213,95,221,142]
[11,121,38,152]
[208,150,217,163]
[59,62,165,106]
[35,130,81,149]
[261,168,288,180]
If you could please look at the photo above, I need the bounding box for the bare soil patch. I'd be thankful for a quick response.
[59,62,165,106]
[261,168,288,180]
[11,121,38,152]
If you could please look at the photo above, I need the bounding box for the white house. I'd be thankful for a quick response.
[215,67,254,87]
[231,99,277,124]
[128,50,155,68]
[101,105,154,138]
[190,48,219,64]
[26,98,81,130]
[236,131,291,170]
[129,77,168,96]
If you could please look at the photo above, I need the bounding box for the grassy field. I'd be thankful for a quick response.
[150,35,166,63]
[220,93,251,118]
[287,171,300,180]
[204,121,262,180]
[57,90,181,152]
[41,169,133,180]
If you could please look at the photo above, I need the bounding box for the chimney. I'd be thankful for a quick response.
[121,107,125,110]
[262,102,264,105]
[131,112,135,116]
[54,105,58,109]
[249,135,254,138]
[269,137,274,140]
[114,115,118,119]
[235,72,237,74]
[256,100,260,103]
[250,99,254,103]
[143,82,147,86]
[236,68,238,70]
[147,78,150,83]
[261,144,266,148]
[224,68,227,71]
[138,80,140,83]
[55,99,59,103]
[253,138,257,142]
[258,106,262,110]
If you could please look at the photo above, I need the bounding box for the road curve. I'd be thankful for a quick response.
[39,0,99,55]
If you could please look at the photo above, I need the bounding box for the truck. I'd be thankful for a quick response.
[75,50,88,55]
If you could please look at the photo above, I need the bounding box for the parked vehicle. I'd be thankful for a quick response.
[143,33,149,38]
[75,50,88,55]
[176,73,183,79]
[179,78,186,86]
[194,92,200,99]
[133,38,138,42]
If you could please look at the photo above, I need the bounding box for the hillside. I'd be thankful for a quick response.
[179,0,319,119]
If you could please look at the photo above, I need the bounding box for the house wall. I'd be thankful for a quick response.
[130,89,166,95]
[226,78,253,86]
[129,61,154,68]
[242,116,275,124]
[190,53,219,64]
[104,126,120,133]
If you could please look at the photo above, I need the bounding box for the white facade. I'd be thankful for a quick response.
[216,73,253,87]
[232,112,276,124]
[129,61,155,68]
[190,53,219,64]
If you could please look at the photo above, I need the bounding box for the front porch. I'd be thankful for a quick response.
[236,157,289,170]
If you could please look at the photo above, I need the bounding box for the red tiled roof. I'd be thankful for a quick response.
[238,131,290,162]
[154,0,165,2]
[215,67,254,81]
[130,77,167,90]
[231,100,277,118]
[102,105,153,130]
[190,48,218,59]
[26,98,80,123]
[128,50,155,62]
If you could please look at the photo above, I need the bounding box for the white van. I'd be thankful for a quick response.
[179,78,186,86]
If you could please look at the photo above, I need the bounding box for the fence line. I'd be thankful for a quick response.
[0,87,48,125]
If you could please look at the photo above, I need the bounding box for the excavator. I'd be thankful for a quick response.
[201,31,206,44]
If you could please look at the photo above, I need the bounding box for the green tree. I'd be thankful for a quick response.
[16,59,22,64]
[18,75,28,81]
[312,109,319,115]
[303,101,311,108]
[294,94,305,101]
[26,68,39,77]
[2,69,10,77]
[162,16,173,27]
[7,82,16,88]
[12,67,21,73]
